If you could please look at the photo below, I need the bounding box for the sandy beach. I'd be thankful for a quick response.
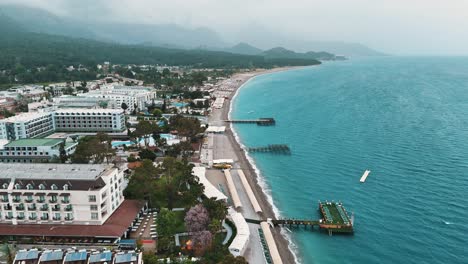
[207,67,301,264]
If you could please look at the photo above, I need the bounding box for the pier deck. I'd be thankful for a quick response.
[225,118,276,126]
[267,201,354,234]
[247,144,291,154]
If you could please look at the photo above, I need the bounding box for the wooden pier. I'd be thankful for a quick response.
[225,117,276,126]
[247,144,291,154]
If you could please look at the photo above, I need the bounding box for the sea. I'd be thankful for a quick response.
[230,57,468,264]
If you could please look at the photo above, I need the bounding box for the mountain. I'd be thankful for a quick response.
[262,47,338,60]
[302,41,386,57]
[0,15,321,72]
[0,4,226,49]
[0,5,97,39]
[226,43,263,55]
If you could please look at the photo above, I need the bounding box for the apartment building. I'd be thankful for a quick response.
[0,138,78,163]
[0,164,125,225]
[77,85,157,113]
[0,112,55,140]
[53,108,126,133]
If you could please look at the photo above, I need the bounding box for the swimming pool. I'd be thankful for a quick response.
[111,134,177,147]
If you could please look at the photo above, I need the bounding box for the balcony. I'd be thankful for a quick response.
[25,198,34,203]
[52,206,60,211]
[49,199,58,204]
[40,216,48,220]
[40,206,48,211]
[16,205,25,211]
[64,205,73,211]
[64,216,74,221]
[37,199,45,203]
[12,197,21,203]
[52,216,61,221]
[17,215,25,220]
[1,198,8,203]
[61,199,70,204]
[29,216,37,220]
[3,204,12,210]
[28,204,36,210]
[5,215,13,220]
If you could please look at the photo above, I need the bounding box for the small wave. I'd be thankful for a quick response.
[229,76,302,264]
[444,221,453,225]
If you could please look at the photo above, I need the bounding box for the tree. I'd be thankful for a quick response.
[134,120,159,147]
[157,208,178,252]
[185,204,212,255]
[139,149,156,161]
[121,102,128,112]
[218,255,248,264]
[152,109,162,117]
[59,142,68,163]
[202,198,227,224]
[124,160,160,205]
[169,115,202,140]
[70,135,115,164]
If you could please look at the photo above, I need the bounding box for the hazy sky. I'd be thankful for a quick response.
[2,0,468,55]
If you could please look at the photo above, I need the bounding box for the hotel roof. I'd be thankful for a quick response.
[0,164,112,180]
[0,112,52,123]
[54,108,123,114]
[4,138,64,147]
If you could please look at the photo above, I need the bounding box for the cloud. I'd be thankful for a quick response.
[1,0,468,54]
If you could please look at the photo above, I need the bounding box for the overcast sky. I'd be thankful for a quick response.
[2,0,468,55]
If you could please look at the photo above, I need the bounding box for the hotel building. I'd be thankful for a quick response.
[0,164,125,225]
[0,138,78,163]
[0,112,55,140]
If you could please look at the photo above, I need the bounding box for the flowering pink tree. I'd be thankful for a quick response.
[185,204,212,255]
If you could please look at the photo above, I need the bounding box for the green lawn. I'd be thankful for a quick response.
[173,210,187,233]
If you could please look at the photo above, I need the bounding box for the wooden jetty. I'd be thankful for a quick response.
[225,117,276,126]
[267,201,354,235]
[247,144,291,154]
[360,170,371,183]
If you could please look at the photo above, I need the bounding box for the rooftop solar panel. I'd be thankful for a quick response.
[89,252,112,263]
[41,251,63,262]
[114,253,136,264]
[64,252,87,262]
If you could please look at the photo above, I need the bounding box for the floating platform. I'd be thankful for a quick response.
[247,144,291,154]
[225,118,276,126]
[360,170,371,183]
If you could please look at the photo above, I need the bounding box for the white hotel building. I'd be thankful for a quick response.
[0,112,55,140]
[0,109,126,140]
[77,85,157,113]
[0,164,124,225]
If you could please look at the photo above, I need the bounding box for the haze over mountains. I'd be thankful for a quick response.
[0,5,384,57]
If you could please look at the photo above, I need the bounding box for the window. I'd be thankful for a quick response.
[63,184,69,190]
[91,213,98,220]
[88,195,96,202]
[39,184,45,190]
[26,184,33,190]
[90,205,98,211]
[14,183,21,189]
[51,184,58,190]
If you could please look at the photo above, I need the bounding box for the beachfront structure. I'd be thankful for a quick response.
[77,85,157,113]
[228,207,250,257]
[53,108,126,133]
[0,112,55,140]
[192,167,227,201]
[0,138,78,163]
[0,164,126,226]
[13,249,143,264]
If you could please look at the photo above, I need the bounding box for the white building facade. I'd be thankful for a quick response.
[0,164,125,225]
[53,108,126,133]
[0,112,55,140]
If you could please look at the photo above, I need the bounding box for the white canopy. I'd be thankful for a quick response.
[192,167,227,201]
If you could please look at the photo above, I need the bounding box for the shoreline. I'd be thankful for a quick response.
[219,67,304,264]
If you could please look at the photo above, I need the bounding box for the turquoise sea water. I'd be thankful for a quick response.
[231,57,468,264]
